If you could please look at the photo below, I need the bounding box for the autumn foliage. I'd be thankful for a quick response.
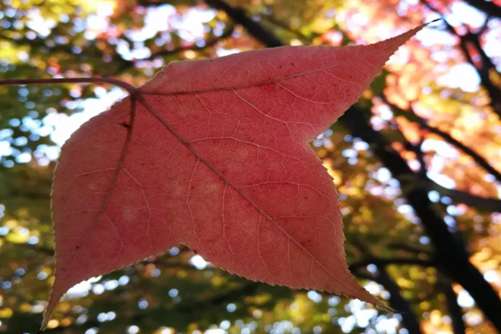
[0,1,500,334]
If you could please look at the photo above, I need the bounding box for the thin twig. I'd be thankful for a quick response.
[0,77,137,97]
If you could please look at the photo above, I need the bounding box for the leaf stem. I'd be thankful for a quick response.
[0,77,138,96]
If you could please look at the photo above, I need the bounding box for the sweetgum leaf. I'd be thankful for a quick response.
[43,26,424,327]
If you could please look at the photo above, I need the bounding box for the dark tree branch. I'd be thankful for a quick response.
[384,109,501,212]
[383,96,501,182]
[259,13,309,40]
[441,280,466,334]
[462,0,501,18]
[350,242,423,334]
[423,1,501,116]
[374,268,423,334]
[353,267,423,334]
[427,182,501,212]
[380,109,501,211]
[0,77,137,97]
[378,98,501,212]
[350,257,435,271]
[115,25,236,72]
[387,242,433,255]
[149,26,235,59]
[204,0,283,47]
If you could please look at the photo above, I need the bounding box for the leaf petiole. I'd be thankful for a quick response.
[0,77,138,97]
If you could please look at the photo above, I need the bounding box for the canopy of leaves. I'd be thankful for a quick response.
[0,0,500,333]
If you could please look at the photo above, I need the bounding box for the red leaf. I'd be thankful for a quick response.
[44,26,423,326]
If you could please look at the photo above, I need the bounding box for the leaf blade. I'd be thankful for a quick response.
[44,26,424,327]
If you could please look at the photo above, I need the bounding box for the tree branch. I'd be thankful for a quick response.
[0,77,137,97]
[350,242,423,334]
[203,0,283,47]
[150,26,235,59]
[441,280,466,334]
[383,96,501,182]
[115,25,236,72]
[386,242,433,255]
[0,235,53,256]
[462,0,501,18]
[422,1,501,116]
[374,268,423,334]
[427,181,501,212]
[350,257,435,271]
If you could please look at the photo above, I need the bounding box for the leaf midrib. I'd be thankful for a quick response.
[136,92,352,293]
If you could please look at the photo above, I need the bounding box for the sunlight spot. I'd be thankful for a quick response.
[338,315,356,333]
[364,282,383,295]
[419,236,430,245]
[226,303,237,313]
[104,279,119,291]
[416,29,456,47]
[205,330,226,334]
[0,141,13,158]
[437,64,480,93]
[328,296,340,306]
[128,325,140,334]
[484,270,500,284]
[66,276,102,298]
[307,290,322,303]
[190,254,208,269]
[97,311,116,322]
[138,298,149,309]
[427,172,456,189]
[217,48,240,57]
[366,264,377,274]
[44,88,127,146]
[355,309,377,328]
[449,2,486,28]
[464,311,483,326]
[427,190,440,202]
[168,288,179,298]
[37,271,48,280]
[375,316,399,334]
[127,5,176,41]
[169,246,180,256]
[15,152,31,163]
[457,290,474,307]
[220,320,231,330]
[118,275,130,286]
[172,8,217,43]
[0,226,8,235]
[76,314,88,325]
[26,9,56,37]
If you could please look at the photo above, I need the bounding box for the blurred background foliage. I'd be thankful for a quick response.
[0,0,500,333]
